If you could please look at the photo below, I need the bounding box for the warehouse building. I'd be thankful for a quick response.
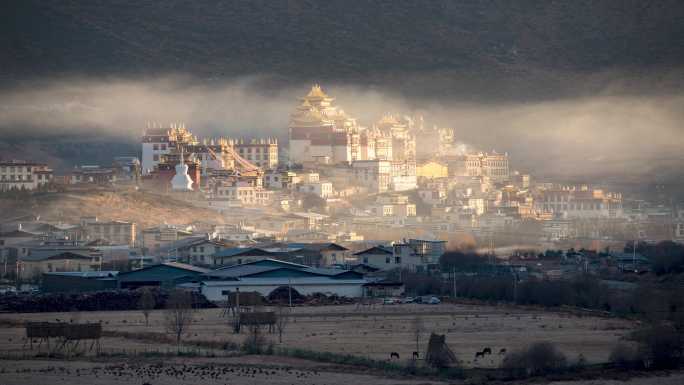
[199,259,367,301]
[41,271,119,293]
[117,262,210,289]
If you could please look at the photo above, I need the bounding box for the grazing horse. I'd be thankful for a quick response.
[482,347,492,355]
[475,351,485,359]
[499,348,507,355]
[412,351,419,359]
[390,352,400,359]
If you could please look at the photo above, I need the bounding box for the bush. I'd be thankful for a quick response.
[241,326,270,354]
[630,324,683,369]
[502,341,567,377]
[610,343,644,369]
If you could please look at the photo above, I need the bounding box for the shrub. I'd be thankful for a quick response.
[630,324,683,369]
[241,326,270,354]
[609,343,643,369]
[502,341,567,377]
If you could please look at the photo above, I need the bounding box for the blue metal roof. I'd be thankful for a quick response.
[44,271,119,278]
[213,247,273,257]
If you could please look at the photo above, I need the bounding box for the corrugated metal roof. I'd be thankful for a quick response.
[202,276,367,286]
[44,271,119,278]
[213,247,272,257]
[22,250,94,262]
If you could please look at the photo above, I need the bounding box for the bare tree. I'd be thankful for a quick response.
[138,288,156,327]
[164,289,195,351]
[275,305,290,343]
[413,315,424,359]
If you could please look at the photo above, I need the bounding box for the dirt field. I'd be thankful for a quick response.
[0,356,449,385]
[0,303,636,367]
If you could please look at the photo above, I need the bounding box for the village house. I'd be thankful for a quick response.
[81,218,137,246]
[353,244,425,271]
[0,160,53,191]
[141,225,195,255]
[18,251,101,281]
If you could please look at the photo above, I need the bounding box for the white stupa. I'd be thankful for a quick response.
[171,147,194,191]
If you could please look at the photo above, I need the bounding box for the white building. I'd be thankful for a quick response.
[353,244,425,272]
[352,160,391,193]
[0,161,53,191]
[234,138,279,170]
[297,181,334,198]
[214,181,273,207]
[141,124,193,175]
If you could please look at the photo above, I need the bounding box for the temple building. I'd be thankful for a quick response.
[288,85,363,165]
[171,149,194,191]
[141,123,195,175]
[234,138,279,170]
[374,114,416,162]
[141,123,273,190]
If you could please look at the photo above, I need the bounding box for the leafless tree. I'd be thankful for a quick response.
[138,288,156,327]
[275,305,290,343]
[164,289,195,351]
[413,315,424,358]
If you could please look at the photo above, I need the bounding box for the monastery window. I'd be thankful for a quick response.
[161,144,167,150]
[200,246,205,252]
[153,144,159,150]
[395,256,401,264]
[153,155,159,161]
[385,257,391,264]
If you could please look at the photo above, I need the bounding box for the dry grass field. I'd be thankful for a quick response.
[3,303,684,384]
[0,303,635,367]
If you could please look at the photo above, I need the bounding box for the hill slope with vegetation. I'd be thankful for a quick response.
[2,0,683,98]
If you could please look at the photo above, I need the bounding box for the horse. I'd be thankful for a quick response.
[499,348,507,355]
[390,352,400,359]
[412,351,419,359]
[475,351,485,359]
[482,347,492,355]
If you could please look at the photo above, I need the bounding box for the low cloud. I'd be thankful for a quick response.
[0,75,682,178]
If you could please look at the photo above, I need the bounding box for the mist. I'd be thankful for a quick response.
[0,75,683,178]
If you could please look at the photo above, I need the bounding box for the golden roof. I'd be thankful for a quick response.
[378,113,399,125]
[306,84,329,98]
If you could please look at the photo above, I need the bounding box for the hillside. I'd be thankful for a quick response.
[2,0,684,99]
[0,190,229,229]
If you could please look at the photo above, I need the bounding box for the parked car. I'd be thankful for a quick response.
[383,297,398,305]
[416,295,441,304]
[401,296,414,304]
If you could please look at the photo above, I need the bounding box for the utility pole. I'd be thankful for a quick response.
[513,271,518,303]
[632,238,637,272]
[452,266,457,298]
[288,277,292,307]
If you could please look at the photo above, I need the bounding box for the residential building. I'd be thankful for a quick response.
[141,225,195,255]
[352,160,391,193]
[0,160,53,191]
[82,219,136,246]
[353,244,424,271]
[234,138,279,170]
[71,165,117,185]
[18,251,101,280]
